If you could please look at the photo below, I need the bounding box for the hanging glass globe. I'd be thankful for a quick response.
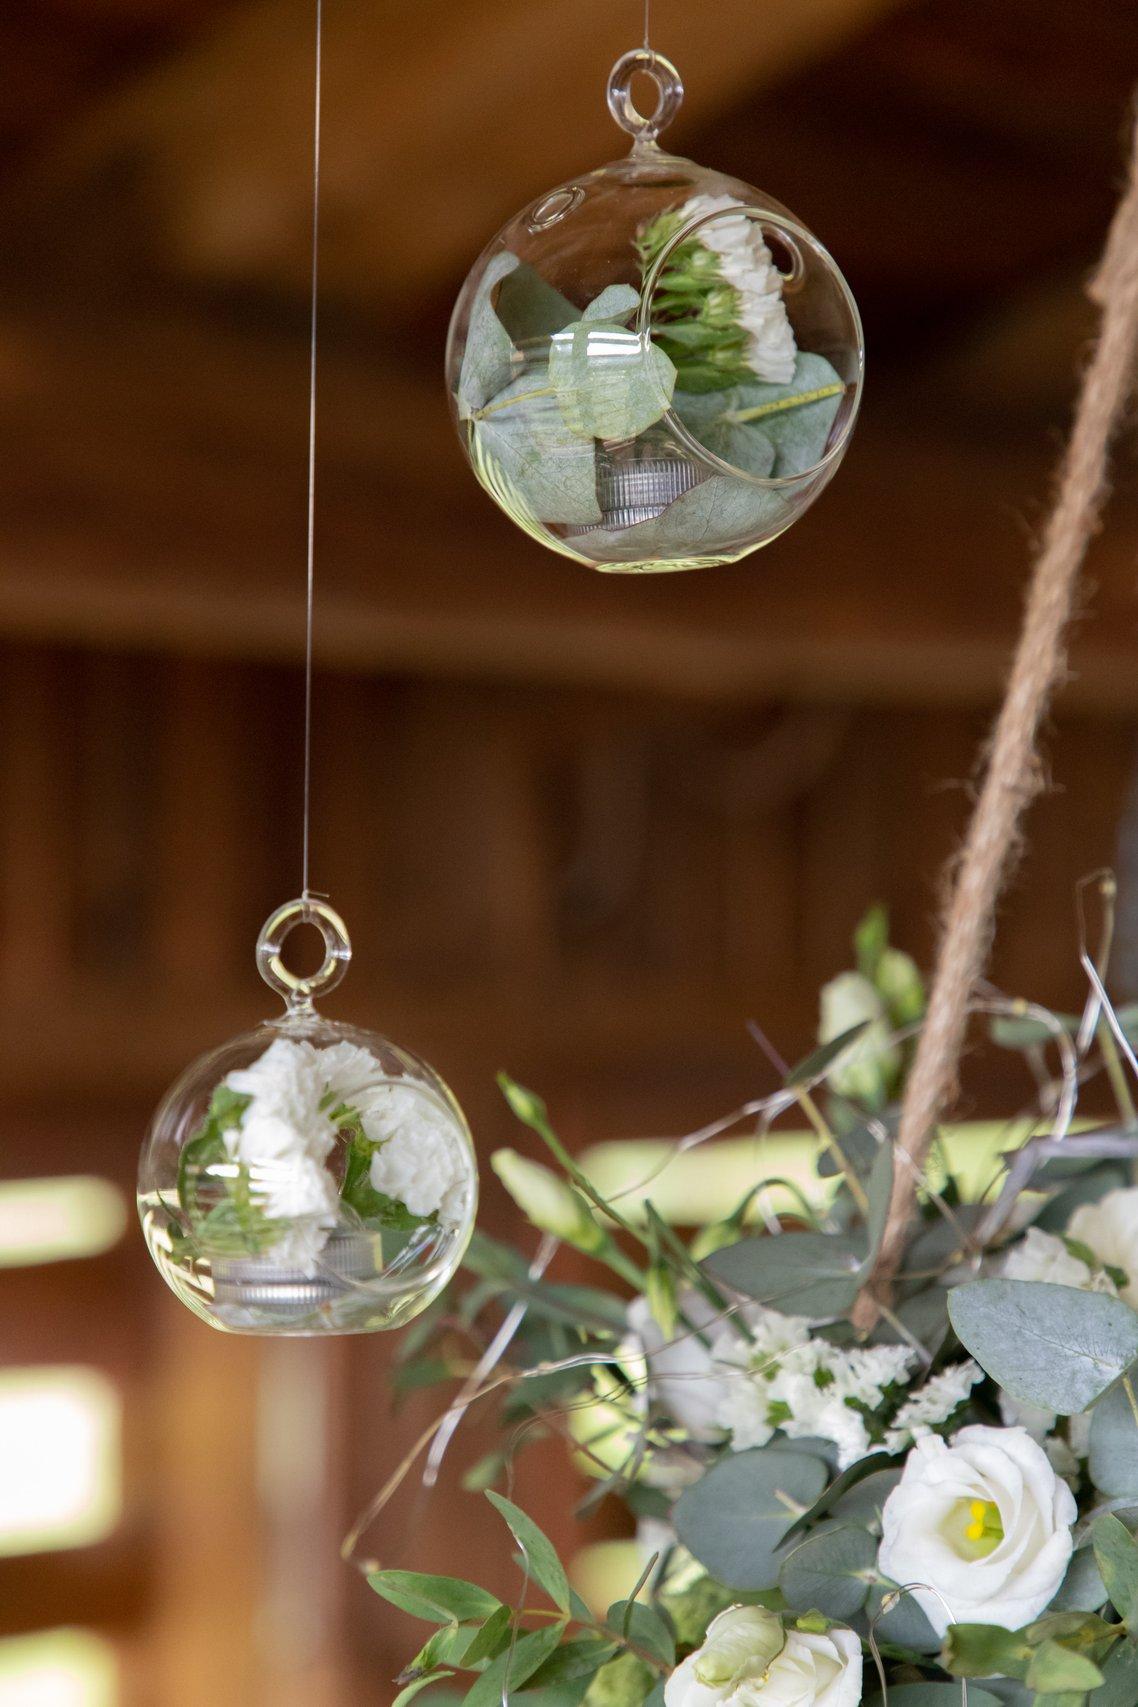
[446,48,863,574]
[138,898,478,1335]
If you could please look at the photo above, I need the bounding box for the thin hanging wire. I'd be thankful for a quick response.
[301,0,323,900]
[643,0,651,50]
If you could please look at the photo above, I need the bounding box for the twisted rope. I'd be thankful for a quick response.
[857,104,1138,1325]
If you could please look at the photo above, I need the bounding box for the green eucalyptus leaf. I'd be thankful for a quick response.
[867,1580,941,1653]
[460,1604,514,1667]
[584,1651,657,1707]
[486,1492,570,1613]
[675,352,845,480]
[786,1022,871,1088]
[947,1280,1138,1412]
[549,319,675,441]
[869,1688,1002,1706]
[673,1446,829,1589]
[459,252,521,417]
[1093,1513,1138,1627]
[463,1623,568,1707]
[862,1137,895,1267]
[1092,1636,1138,1705]
[472,372,601,526]
[1052,1545,1108,1613]
[526,1634,620,1687]
[568,469,789,566]
[582,284,640,323]
[703,1230,865,1319]
[1090,1380,1138,1496]
[368,1570,502,1626]
[494,263,579,344]
[605,1599,674,1668]
[778,1522,876,1620]
[780,1453,896,1547]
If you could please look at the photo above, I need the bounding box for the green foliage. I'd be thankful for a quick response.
[457,252,520,416]
[1092,1514,1138,1629]
[778,1523,876,1621]
[605,1600,674,1670]
[870,1689,1003,1706]
[463,1623,568,1706]
[548,285,675,441]
[1090,1380,1138,1497]
[673,1446,829,1589]
[341,1125,431,1231]
[947,1280,1138,1413]
[485,1492,571,1614]
[584,1651,656,1707]
[368,1571,503,1626]
[703,1228,865,1318]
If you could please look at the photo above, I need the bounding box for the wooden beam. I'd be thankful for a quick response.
[25,0,912,304]
[2,294,1138,712]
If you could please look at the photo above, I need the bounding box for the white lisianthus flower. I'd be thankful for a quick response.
[878,1424,1076,1635]
[627,1291,743,1440]
[673,194,797,385]
[818,971,899,1105]
[1000,1225,1107,1290]
[664,1605,861,1707]
[491,1149,601,1250]
[1067,1187,1138,1306]
[883,1359,983,1453]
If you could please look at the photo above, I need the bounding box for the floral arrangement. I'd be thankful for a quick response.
[367,906,1138,1706]
[455,192,845,556]
[173,1037,471,1275]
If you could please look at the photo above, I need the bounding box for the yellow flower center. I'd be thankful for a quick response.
[949,1497,1004,1559]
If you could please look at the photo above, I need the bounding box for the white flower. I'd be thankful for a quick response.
[818,972,899,1105]
[222,1040,340,1261]
[675,194,797,385]
[1001,1226,1100,1289]
[883,1360,982,1453]
[878,1424,1075,1635]
[627,1291,740,1440]
[366,1084,471,1225]
[664,1605,861,1707]
[713,1306,912,1469]
[1067,1187,1138,1306]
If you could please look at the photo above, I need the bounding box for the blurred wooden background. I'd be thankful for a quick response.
[2,0,1138,1701]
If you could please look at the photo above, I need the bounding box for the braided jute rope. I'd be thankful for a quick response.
[856,104,1138,1328]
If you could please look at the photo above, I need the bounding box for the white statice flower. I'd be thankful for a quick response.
[1067,1186,1138,1307]
[713,1305,913,1469]
[664,1604,861,1707]
[222,1040,340,1266]
[361,1083,471,1226]
[883,1359,983,1453]
[878,1424,1076,1635]
[818,971,900,1105]
[675,194,797,385]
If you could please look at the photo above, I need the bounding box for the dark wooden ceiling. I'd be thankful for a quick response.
[1,0,1136,706]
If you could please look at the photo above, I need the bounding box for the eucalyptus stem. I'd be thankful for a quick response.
[795,1087,870,1215]
[1098,1020,1138,1130]
[728,382,844,423]
[474,385,555,419]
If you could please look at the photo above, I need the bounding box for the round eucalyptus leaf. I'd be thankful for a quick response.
[673,1447,829,1590]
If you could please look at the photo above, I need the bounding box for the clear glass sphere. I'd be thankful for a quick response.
[446,52,863,575]
[138,902,477,1335]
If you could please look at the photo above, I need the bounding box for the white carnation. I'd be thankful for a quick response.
[1001,1226,1099,1289]
[676,194,797,385]
[222,1040,340,1260]
[1067,1187,1138,1306]
[883,1360,982,1453]
[363,1084,471,1225]
[878,1424,1075,1634]
[627,1291,741,1440]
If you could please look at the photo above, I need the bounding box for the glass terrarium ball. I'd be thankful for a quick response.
[446,52,863,574]
[138,905,477,1336]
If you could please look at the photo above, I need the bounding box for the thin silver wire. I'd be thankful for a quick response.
[301,0,323,900]
[643,0,651,51]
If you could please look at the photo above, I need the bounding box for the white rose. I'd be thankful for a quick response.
[628,1291,735,1440]
[878,1425,1075,1635]
[1067,1187,1138,1306]
[665,1605,861,1707]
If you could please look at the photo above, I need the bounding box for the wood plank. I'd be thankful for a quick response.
[31,0,911,304]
